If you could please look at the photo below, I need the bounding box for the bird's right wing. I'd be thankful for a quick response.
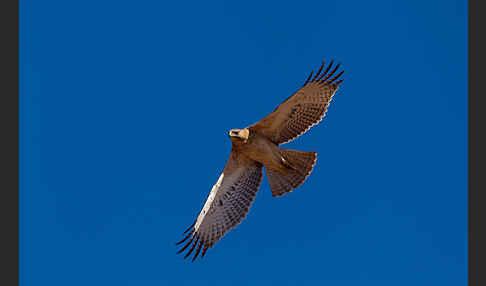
[176,150,263,261]
[249,61,344,145]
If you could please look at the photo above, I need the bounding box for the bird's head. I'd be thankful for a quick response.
[228,128,249,143]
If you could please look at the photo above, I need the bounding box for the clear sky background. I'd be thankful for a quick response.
[20,0,467,285]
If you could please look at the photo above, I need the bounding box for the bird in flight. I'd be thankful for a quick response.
[176,60,344,261]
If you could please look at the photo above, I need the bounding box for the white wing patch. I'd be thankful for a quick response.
[194,172,225,231]
[176,162,263,261]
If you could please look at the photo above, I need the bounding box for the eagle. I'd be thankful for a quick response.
[176,60,344,261]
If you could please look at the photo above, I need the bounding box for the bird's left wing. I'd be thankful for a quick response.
[176,150,263,261]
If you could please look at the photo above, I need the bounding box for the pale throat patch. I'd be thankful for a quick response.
[239,128,249,140]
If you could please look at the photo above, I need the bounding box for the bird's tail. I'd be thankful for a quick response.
[266,149,317,197]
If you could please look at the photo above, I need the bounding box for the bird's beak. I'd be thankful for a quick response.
[229,130,240,138]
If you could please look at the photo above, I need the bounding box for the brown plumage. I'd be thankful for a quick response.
[177,60,344,261]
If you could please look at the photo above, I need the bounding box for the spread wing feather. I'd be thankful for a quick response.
[176,151,263,262]
[249,61,344,145]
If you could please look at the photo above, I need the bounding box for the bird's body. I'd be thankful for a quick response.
[177,60,344,261]
[230,129,286,173]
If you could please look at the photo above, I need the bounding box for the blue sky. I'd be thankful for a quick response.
[20,0,467,285]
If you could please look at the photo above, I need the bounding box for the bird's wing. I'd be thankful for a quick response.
[249,61,344,145]
[176,150,263,261]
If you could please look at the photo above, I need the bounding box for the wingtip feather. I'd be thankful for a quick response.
[184,236,200,259]
[176,234,195,254]
[303,70,314,86]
